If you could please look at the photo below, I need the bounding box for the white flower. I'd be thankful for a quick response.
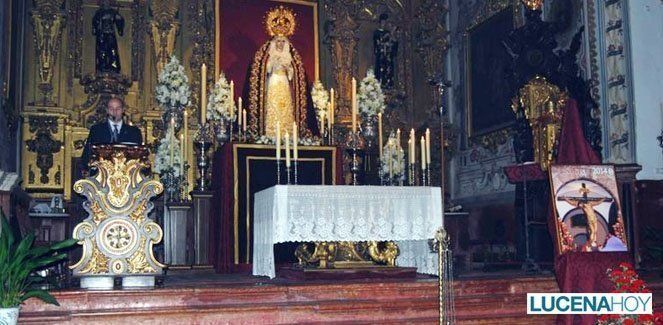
[206,73,236,122]
[380,133,405,181]
[155,55,191,110]
[310,81,330,121]
[153,124,184,178]
[358,69,385,116]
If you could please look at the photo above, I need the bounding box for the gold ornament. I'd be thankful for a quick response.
[522,0,543,11]
[265,6,296,37]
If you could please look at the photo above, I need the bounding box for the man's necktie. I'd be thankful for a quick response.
[112,125,119,143]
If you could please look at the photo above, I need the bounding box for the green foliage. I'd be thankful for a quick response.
[0,210,77,308]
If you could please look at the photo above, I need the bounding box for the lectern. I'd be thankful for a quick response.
[70,144,164,289]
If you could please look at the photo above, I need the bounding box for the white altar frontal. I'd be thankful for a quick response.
[253,185,444,278]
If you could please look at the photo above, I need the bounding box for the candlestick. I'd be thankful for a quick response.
[170,118,175,165]
[180,134,185,175]
[330,88,335,124]
[420,136,426,171]
[201,64,207,125]
[293,122,298,160]
[285,131,291,168]
[242,109,247,132]
[378,112,383,159]
[352,78,357,133]
[183,111,188,160]
[397,128,401,148]
[426,128,431,165]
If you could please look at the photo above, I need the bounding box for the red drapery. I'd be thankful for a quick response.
[216,0,317,98]
[552,99,631,325]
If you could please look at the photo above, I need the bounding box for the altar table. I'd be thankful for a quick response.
[210,143,343,273]
[253,185,443,278]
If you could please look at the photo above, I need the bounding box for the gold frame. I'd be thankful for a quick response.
[214,0,319,81]
[464,5,514,140]
[232,143,337,264]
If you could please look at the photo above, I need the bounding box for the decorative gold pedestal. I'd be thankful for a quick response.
[295,241,399,269]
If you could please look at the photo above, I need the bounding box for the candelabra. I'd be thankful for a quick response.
[161,167,178,202]
[194,123,214,191]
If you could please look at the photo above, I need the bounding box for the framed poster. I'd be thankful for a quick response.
[549,165,628,254]
[465,7,516,137]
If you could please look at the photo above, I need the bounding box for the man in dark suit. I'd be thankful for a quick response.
[80,97,143,171]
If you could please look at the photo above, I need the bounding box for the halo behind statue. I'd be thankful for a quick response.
[265,6,296,37]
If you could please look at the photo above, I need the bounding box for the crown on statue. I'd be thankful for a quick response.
[265,6,297,37]
[521,0,543,10]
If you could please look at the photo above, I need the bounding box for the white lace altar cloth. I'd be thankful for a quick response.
[253,185,443,278]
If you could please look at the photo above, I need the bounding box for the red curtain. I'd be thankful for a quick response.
[217,0,317,99]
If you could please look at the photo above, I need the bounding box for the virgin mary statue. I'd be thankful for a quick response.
[248,6,310,138]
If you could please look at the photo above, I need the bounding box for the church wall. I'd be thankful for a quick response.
[626,0,663,180]
[11,0,448,197]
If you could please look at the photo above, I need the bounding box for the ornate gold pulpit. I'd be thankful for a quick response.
[70,145,164,289]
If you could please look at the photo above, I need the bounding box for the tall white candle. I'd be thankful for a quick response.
[180,134,185,174]
[330,88,335,125]
[183,111,188,160]
[320,111,325,136]
[276,122,281,161]
[285,131,291,167]
[420,136,426,171]
[408,139,414,164]
[293,122,298,160]
[242,109,247,132]
[326,102,332,131]
[378,112,383,158]
[396,128,401,148]
[351,78,357,133]
[426,128,431,165]
[230,80,236,119]
[170,118,175,165]
[201,64,207,124]
[238,97,242,119]
[409,129,415,164]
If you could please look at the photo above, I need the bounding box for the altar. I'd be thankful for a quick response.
[210,143,343,272]
[253,185,443,278]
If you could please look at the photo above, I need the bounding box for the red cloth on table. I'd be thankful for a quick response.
[209,143,345,273]
[551,99,628,325]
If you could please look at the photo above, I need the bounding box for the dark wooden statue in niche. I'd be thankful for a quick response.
[92,0,124,73]
[373,13,397,89]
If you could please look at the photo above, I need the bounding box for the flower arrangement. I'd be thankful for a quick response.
[153,124,183,177]
[380,133,405,183]
[206,73,235,122]
[310,80,329,121]
[155,56,191,109]
[358,69,385,116]
[597,262,663,325]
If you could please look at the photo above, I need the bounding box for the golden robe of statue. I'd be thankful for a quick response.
[248,6,310,138]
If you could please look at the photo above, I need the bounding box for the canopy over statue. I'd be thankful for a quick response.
[248,6,311,138]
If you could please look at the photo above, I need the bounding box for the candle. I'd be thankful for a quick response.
[425,128,431,165]
[396,128,401,148]
[285,132,291,167]
[293,122,298,160]
[330,88,335,124]
[179,134,185,174]
[170,118,175,165]
[351,78,357,133]
[408,139,413,164]
[183,111,188,163]
[420,136,426,171]
[238,96,242,115]
[230,81,235,120]
[242,109,247,132]
[320,111,325,135]
[378,112,383,158]
[409,129,415,164]
[276,122,281,161]
[326,102,332,131]
[201,64,207,124]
